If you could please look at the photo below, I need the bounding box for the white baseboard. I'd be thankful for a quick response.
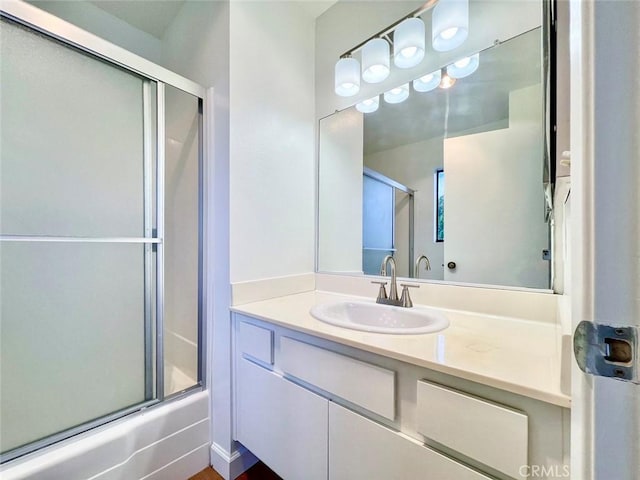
[210,442,258,480]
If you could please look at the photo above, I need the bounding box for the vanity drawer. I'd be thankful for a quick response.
[237,320,273,365]
[416,380,528,479]
[279,337,395,420]
[330,402,491,480]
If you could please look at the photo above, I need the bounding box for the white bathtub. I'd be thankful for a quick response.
[0,391,210,480]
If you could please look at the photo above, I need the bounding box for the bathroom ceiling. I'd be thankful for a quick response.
[90,0,336,40]
[90,0,186,39]
[296,0,339,18]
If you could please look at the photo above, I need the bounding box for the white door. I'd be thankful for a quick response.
[443,125,549,288]
[570,1,640,479]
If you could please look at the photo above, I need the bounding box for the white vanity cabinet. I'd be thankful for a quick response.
[233,314,569,480]
[235,324,328,480]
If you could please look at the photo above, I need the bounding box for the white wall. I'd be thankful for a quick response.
[160,1,229,89]
[365,137,445,280]
[29,0,162,62]
[318,108,363,274]
[228,1,316,284]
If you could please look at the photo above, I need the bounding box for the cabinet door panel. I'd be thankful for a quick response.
[417,380,528,479]
[236,358,328,480]
[280,336,395,420]
[329,403,491,480]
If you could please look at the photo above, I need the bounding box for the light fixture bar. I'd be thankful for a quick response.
[339,0,439,59]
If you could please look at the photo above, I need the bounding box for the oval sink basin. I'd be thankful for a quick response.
[310,301,449,335]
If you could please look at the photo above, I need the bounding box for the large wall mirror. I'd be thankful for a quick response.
[318,18,554,290]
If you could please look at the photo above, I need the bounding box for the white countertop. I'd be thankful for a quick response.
[231,290,571,408]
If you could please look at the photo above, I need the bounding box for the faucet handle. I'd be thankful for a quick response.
[399,283,419,308]
[371,281,388,302]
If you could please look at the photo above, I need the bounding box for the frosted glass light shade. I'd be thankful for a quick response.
[356,96,380,113]
[432,0,469,52]
[362,39,390,83]
[447,53,479,78]
[384,83,410,104]
[335,57,360,97]
[393,18,425,68]
[413,70,441,92]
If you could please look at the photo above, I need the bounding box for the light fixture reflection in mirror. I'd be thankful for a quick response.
[414,70,442,92]
[447,53,480,79]
[384,83,410,104]
[356,96,380,113]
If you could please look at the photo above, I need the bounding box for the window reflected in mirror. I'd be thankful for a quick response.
[435,169,445,243]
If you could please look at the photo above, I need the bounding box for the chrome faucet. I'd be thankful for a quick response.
[372,255,419,307]
[414,254,431,278]
[380,255,399,303]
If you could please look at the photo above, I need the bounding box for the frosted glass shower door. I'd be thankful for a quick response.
[0,243,150,452]
[164,85,201,396]
[363,174,396,275]
[0,19,156,455]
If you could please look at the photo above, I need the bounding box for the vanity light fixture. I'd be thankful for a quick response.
[446,53,479,78]
[356,95,380,113]
[413,69,442,92]
[432,0,469,52]
[384,83,410,104]
[335,1,441,98]
[439,69,456,89]
[334,56,360,97]
[335,1,475,99]
[361,38,390,83]
[393,17,426,69]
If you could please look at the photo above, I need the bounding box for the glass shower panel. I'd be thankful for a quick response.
[362,175,395,275]
[0,19,145,238]
[0,242,151,453]
[163,85,200,396]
